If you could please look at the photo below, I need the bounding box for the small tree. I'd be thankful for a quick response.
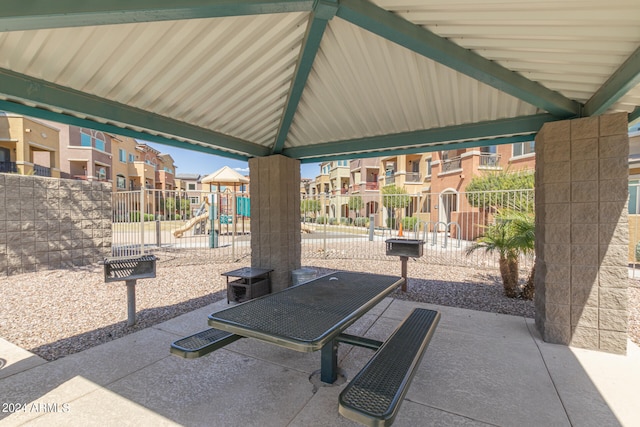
[164,197,176,217]
[466,169,534,211]
[301,198,321,219]
[465,209,535,299]
[381,185,412,228]
[465,170,536,299]
[348,195,363,219]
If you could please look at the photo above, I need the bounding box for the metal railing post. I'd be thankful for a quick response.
[140,189,145,254]
[368,214,375,241]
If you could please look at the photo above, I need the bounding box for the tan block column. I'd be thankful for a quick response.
[249,155,301,292]
[535,113,629,354]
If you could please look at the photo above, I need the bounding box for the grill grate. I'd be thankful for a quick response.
[103,255,157,282]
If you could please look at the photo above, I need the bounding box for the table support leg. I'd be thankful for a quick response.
[126,279,136,326]
[320,339,338,384]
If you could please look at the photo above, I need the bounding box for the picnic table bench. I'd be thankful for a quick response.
[169,272,440,426]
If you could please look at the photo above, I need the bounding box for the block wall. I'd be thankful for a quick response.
[535,113,629,354]
[0,174,112,276]
[249,155,301,291]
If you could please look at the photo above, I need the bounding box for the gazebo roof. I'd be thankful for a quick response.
[0,1,639,163]
[201,165,249,184]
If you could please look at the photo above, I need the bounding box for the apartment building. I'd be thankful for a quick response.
[111,136,177,192]
[175,173,207,215]
[0,114,179,193]
[0,112,61,177]
[305,142,537,230]
[52,123,113,184]
[111,135,139,191]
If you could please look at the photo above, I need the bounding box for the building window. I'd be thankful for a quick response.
[119,149,127,163]
[513,141,535,157]
[164,167,173,174]
[189,196,199,205]
[129,154,135,162]
[97,167,106,180]
[94,132,106,151]
[116,175,126,189]
[80,132,92,147]
[426,159,432,177]
[187,183,196,191]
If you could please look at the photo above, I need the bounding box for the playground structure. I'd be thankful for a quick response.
[173,200,210,238]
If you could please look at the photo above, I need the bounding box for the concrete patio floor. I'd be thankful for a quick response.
[1,298,639,427]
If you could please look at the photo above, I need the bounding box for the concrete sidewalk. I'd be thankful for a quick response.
[1,299,639,426]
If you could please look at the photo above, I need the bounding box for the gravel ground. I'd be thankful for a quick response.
[0,255,638,361]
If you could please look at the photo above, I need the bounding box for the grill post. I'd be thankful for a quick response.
[102,255,157,327]
[400,256,408,292]
[385,239,424,292]
[126,279,136,326]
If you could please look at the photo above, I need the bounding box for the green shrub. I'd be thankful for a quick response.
[386,217,397,229]
[316,216,327,224]
[402,216,418,230]
[129,211,155,222]
[354,217,369,227]
[328,217,338,225]
[340,217,351,225]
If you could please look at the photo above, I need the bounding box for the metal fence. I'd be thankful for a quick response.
[628,181,640,279]
[112,189,252,261]
[112,188,536,271]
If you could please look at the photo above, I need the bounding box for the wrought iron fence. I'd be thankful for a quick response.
[628,181,640,279]
[113,188,536,271]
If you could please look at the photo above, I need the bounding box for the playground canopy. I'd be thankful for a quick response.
[201,166,249,191]
[0,1,638,162]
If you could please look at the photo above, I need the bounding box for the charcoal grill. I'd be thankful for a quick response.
[385,239,424,292]
[102,255,157,326]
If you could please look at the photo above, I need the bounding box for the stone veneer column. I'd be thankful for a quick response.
[249,155,301,292]
[535,112,629,354]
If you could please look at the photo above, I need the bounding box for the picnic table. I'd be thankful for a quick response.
[172,271,440,426]
[209,271,401,382]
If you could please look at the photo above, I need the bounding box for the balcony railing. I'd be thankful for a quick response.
[385,175,395,185]
[364,181,379,190]
[479,153,501,168]
[441,156,462,173]
[33,164,51,177]
[0,161,17,173]
[405,171,421,182]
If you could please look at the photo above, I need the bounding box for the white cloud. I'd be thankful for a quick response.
[234,167,250,173]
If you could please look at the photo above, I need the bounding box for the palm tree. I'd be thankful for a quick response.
[466,209,535,299]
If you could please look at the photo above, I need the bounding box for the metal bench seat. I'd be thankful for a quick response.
[339,308,440,427]
[170,328,241,359]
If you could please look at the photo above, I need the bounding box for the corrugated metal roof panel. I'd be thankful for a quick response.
[376,0,640,105]
[287,17,538,147]
[0,12,310,148]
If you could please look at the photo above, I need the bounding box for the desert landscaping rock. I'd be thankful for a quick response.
[1,254,638,361]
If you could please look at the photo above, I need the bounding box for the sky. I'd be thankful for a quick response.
[143,141,320,179]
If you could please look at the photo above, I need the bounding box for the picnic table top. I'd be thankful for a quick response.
[208,271,403,352]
